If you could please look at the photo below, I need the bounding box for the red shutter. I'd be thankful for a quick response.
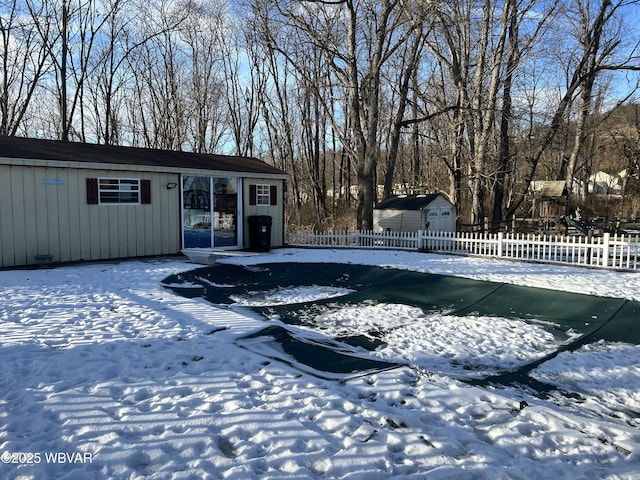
[249,184,257,205]
[270,185,277,205]
[86,178,98,204]
[141,180,151,204]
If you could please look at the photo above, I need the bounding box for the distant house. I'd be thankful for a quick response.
[373,194,456,232]
[0,136,287,268]
[588,170,625,195]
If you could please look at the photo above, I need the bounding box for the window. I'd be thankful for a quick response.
[86,178,151,205]
[99,178,140,204]
[249,184,277,206]
[256,184,271,205]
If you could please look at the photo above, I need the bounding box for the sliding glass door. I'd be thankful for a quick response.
[212,177,238,247]
[182,175,238,248]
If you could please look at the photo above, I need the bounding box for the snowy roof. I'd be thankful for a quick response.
[375,194,445,210]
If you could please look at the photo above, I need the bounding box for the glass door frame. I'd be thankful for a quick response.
[181,175,242,250]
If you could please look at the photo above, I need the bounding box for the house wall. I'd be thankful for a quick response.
[242,178,285,248]
[0,164,181,267]
[373,209,423,232]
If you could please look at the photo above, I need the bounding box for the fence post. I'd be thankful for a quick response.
[497,232,504,258]
[602,232,610,268]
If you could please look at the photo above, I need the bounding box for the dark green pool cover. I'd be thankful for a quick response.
[163,262,639,384]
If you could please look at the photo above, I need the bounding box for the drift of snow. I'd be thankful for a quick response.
[1,248,639,479]
[230,285,355,306]
[266,302,578,378]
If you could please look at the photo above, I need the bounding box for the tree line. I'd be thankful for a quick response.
[2,0,639,230]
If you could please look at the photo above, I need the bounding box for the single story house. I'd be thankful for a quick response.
[0,136,287,268]
[588,170,626,195]
[373,194,456,232]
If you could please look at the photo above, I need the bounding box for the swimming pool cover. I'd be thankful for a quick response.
[163,262,639,382]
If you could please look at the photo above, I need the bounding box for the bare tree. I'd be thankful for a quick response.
[603,104,640,220]
[124,1,193,150]
[86,0,160,145]
[561,0,638,191]
[505,0,640,220]
[466,0,514,227]
[381,25,427,200]
[490,0,557,230]
[220,19,264,157]
[181,0,228,153]
[420,0,475,213]
[86,0,129,145]
[29,0,116,141]
[0,0,52,136]
[344,0,416,229]
[249,0,419,228]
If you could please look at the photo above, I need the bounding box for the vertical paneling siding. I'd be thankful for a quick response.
[89,169,181,261]
[0,165,17,266]
[374,209,422,232]
[0,165,181,267]
[242,179,285,248]
[158,174,180,254]
[59,167,77,261]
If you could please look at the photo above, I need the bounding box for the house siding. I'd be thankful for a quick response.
[373,209,423,232]
[0,164,181,267]
[242,178,284,248]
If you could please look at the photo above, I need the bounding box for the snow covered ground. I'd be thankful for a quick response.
[1,248,640,479]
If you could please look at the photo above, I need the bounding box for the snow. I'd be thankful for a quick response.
[230,285,355,306]
[1,248,640,479]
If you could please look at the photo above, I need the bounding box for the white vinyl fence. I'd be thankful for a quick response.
[286,230,640,271]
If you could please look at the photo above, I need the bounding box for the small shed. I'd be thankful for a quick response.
[0,136,287,267]
[530,180,568,223]
[373,194,456,232]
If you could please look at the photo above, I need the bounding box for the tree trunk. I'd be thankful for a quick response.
[491,0,519,231]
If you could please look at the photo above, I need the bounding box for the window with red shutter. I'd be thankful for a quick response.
[250,184,277,206]
[95,178,143,204]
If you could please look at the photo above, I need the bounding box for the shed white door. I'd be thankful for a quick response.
[426,208,454,231]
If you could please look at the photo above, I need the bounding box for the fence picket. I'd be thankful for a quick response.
[285,229,640,271]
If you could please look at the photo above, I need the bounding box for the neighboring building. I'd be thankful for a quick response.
[529,180,569,225]
[373,194,456,232]
[0,136,287,268]
[588,170,626,195]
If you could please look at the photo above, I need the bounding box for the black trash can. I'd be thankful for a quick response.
[248,215,272,252]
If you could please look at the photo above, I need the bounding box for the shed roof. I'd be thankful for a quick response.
[529,180,567,198]
[376,194,444,210]
[0,136,286,176]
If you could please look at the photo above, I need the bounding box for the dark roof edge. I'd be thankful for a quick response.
[0,136,287,176]
[376,194,449,210]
